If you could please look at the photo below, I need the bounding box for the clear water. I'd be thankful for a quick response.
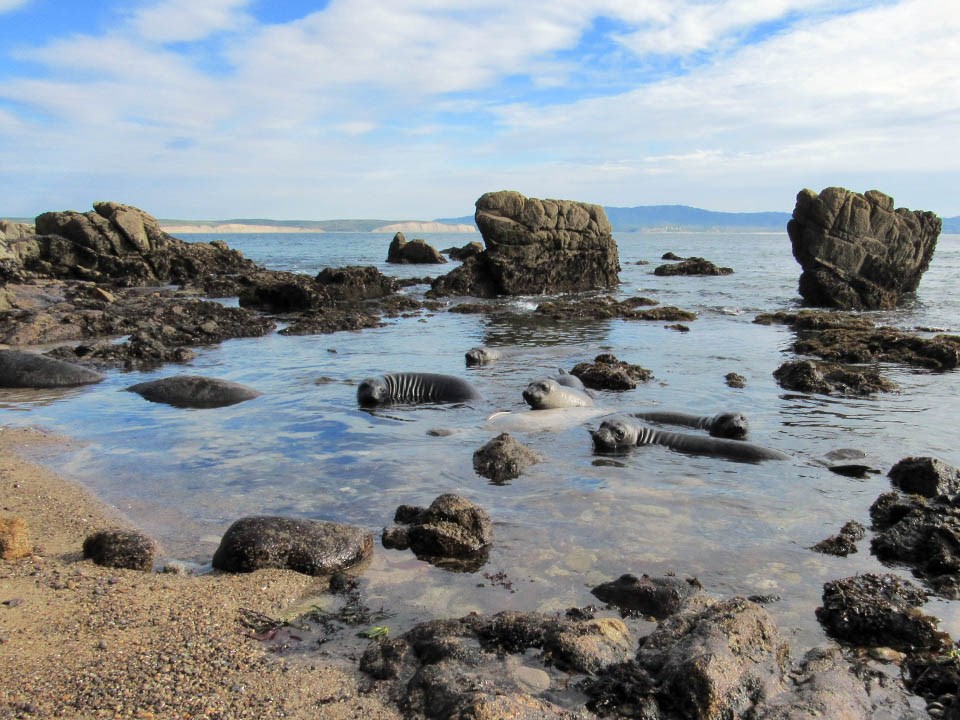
[3,230,959,654]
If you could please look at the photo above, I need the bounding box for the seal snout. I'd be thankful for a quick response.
[357,377,383,407]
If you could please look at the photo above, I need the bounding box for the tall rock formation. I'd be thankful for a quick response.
[431,190,620,297]
[787,187,941,309]
[8,201,256,286]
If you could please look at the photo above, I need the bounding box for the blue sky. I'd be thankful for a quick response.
[1,0,957,220]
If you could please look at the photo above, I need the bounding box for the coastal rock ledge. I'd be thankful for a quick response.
[787,187,941,309]
[431,190,620,297]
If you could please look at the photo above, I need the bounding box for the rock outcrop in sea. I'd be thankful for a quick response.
[431,190,620,297]
[787,187,941,309]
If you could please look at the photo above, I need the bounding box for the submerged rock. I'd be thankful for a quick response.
[591,573,703,619]
[654,256,733,276]
[212,516,373,576]
[788,187,941,309]
[382,494,492,571]
[571,353,653,390]
[810,520,866,557]
[755,310,960,371]
[773,359,895,395]
[472,433,542,483]
[431,190,620,297]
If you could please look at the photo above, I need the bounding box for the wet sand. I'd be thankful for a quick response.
[0,426,400,719]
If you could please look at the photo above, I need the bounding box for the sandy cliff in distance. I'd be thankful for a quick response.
[373,221,476,233]
[160,223,317,234]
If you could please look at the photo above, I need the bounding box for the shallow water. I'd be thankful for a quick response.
[3,230,959,654]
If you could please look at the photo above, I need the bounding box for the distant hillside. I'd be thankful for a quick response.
[437,206,792,231]
[603,205,792,231]
[944,216,960,233]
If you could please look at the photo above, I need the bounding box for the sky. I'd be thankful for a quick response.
[0,0,958,221]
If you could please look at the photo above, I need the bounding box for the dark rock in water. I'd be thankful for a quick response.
[826,463,879,478]
[0,349,104,388]
[661,251,684,260]
[787,187,941,309]
[279,309,384,335]
[126,375,262,408]
[83,528,157,571]
[816,573,949,651]
[664,323,690,332]
[212,515,373,576]
[571,353,653,390]
[533,295,695,323]
[315,265,398,300]
[382,494,492,571]
[442,241,484,261]
[725,371,746,388]
[654,256,733,276]
[360,609,631,717]
[870,461,960,599]
[431,190,620,297]
[472,433,542,483]
[773,359,895,395]
[590,573,703,619]
[755,309,960,371]
[888,456,960,498]
[386,232,447,264]
[810,520,866,556]
[238,270,329,312]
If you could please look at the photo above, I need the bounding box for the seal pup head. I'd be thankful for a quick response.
[357,376,388,406]
[465,347,500,366]
[591,416,641,452]
[711,412,749,440]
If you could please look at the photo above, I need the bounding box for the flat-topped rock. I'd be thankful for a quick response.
[431,190,620,297]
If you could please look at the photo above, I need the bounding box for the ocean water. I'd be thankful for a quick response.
[2,229,959,654]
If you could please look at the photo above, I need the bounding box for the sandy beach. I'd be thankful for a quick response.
[0,426,400,720]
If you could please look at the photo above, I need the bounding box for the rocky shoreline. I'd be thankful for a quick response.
[3,190,960,718]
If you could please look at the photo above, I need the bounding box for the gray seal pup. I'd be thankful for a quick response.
[553,369,587,391]
[523,377,595,409]
[628,411,749,440]
[357,372,481,406]
[591,415,789,462]
[0,349,104,388]
[127,376,262,408]
[465,347,502,366]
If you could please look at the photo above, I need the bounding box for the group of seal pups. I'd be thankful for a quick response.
[357,346,790,463]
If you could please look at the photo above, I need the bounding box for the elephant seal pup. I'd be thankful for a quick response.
[127,376,262,408]
[553,368,587,391]
[0,349,104,388]
[629,410,749,440]
[357,372,480,406]
[591,415,789,462]
[523,377,595,409]
[465,347,502,366]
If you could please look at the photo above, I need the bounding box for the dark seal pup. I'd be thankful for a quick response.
[127,375,262,408]
[591,415,788,462]
[628,411,749,439]
[357,372,480,406]
[0,349,104,388]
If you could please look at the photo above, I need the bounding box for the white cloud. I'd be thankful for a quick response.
[0,0,31,12]
[125,0,254,43]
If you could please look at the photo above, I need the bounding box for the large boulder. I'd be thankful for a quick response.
[212,515,373,576]
[787,187,941,309]
[431,190,619,297]
[24,202,257,285]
